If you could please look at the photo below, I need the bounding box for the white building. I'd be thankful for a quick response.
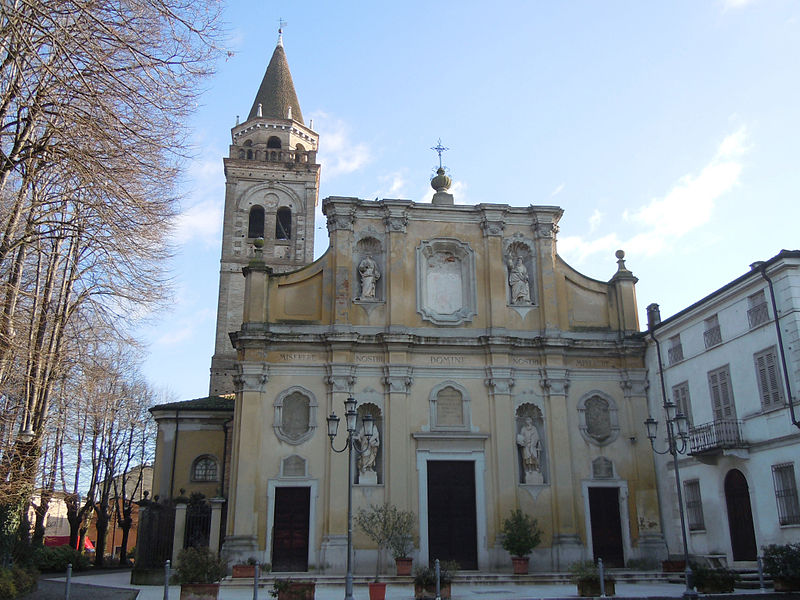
[645,250,800,567]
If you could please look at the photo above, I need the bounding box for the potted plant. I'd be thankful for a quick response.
[413,560,458,600]
[174,546,227,600]
[269,578,316,600]
[355,503,416,599]
[232,557,270,578]
[763,543,800,592]
[389,532,415,576]
[689,562,739,594]
[569,560,616,597]
[500,509,542,574]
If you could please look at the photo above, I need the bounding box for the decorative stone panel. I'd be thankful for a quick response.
[416,238,477,326]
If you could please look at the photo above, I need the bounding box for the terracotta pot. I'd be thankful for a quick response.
[277,581,315,600]
[232,565,256,578]
[180,583,220,600]
[395,557,413,576]
[414,583,451,599]
[368,581,387,600]
[511,556,529,574]
[577,579,615,597]
[774,578,800,592]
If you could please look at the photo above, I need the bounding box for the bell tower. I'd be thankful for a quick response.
[209,29,319,395]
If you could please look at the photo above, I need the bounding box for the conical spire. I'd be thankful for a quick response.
[247,39,304,124]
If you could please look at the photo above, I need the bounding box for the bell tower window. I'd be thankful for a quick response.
[248,205,265,238]
[267,136,282,148]
[276,207,291,240]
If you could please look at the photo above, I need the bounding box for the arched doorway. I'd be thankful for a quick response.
[724,469,757,561]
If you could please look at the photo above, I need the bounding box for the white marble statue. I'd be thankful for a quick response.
[516,416,542,484]
[358,256,380,300]
[509,257,531,304]
[357,425,380,482]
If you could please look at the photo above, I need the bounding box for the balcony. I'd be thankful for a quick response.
[747,302,769,328]
[689,419,747,459]
[667,344,684,364]
[703,325,722,349]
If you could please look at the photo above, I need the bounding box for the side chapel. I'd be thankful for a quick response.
[150,32,667,573]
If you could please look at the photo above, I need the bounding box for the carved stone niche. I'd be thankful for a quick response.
[353,234,384,310]
[503,236,536,314]
[416,239,477,326]
[515,403,547,485]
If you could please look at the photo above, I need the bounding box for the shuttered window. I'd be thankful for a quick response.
[672,381,693,426]
[708,365,736,421]
[754,347,784,409]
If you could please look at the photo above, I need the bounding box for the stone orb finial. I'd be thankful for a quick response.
[615,249,625,260]
[430,167,452,193]
[254,237,265,249]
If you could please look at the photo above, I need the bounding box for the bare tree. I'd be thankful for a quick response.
[0,0,223,558]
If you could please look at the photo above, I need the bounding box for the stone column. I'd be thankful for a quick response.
[620,373,667,562]
[208,497,226,555]
[384,364,413,506]
[485,366,516,563]
[541,368,582,568]
[172,501,187,564]
[320,367,355,573]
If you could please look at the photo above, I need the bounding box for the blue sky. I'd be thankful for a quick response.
[139,0,800,401]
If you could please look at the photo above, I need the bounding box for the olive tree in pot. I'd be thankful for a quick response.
[355,503,416,600]
[500,509,542,574]
[174,547,227,600]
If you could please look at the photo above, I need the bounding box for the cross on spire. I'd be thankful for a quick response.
[278,18,287,46]
[431,138,449,169]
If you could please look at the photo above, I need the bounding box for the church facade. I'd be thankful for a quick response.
[151,33,667,573]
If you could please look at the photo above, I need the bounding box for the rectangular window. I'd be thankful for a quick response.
[754,347,784,409]
[684,480,705,530]
[748,290,769,328]
[704,314,722,349]
[672,381,693,426]
[708,365,736,421]
[668,334,684,364]
[772,463,800,526]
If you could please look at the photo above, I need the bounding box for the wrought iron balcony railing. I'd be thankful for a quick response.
[667,344,684,364]
[689,419,746,455]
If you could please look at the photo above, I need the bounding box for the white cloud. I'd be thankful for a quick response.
[560,127,748,264]
[589,209,603,232]
[720,0,757,9]
[156,308,214,346]
[551,183,565,197]
[311,111,370,178]
[376,171,408,197]
[173,199,223,246]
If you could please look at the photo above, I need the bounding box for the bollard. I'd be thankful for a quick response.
[598,558,606,598]
[757,556,766,593]
[435,558,441,600]
[164,559,170,600]
[253,563,260,600]
[65,563,72,600]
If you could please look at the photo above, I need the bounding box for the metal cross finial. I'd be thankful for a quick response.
[431,138,449,169]
[277,18,287,46]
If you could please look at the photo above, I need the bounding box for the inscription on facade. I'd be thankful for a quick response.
[573,358,617,369]
[355,354,382,363]
[436,387,464,426]
[278,353,316,362]
[511,357,541,366]
[429,355,464,365]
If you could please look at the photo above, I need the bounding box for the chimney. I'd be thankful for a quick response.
[646,303,661,330]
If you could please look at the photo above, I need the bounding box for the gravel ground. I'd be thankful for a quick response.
[19,579,138,600]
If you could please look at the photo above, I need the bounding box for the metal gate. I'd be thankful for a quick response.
[184,495,212,549]
[135,499,175,568]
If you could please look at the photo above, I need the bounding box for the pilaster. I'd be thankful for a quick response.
[484,366,516,545]
[384,364,413,507]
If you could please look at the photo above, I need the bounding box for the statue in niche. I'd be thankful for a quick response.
[356,425,380,484]
[516,416,543,484]
[358,255,380,300]
[508,256,531,304]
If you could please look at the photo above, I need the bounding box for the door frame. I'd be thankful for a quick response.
[581,479,631,565]
[416,448,487,570]
[266,479,318,569]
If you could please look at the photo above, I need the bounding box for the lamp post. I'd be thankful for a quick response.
[327,396,375,600]
[644,399,697,600]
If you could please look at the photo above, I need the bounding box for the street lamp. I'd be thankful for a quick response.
[327,396,375,600]
[645,398,697,600]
